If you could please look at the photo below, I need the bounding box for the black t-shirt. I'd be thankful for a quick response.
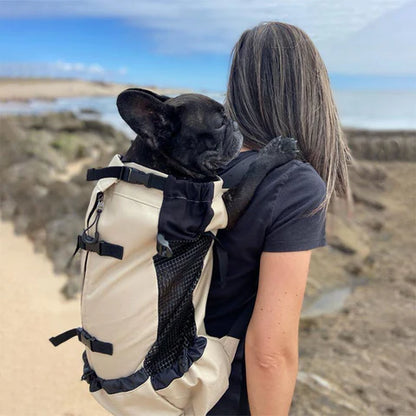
[205,151,327,415]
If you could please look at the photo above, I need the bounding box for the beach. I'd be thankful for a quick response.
[0,78,415,415]
[0,221,107,416]
[0,78,188,102]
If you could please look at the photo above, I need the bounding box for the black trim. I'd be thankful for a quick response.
[86,166,166,191]
[81,337,207,394]
[151,336,207,390]
[77,234,124,260]
[82,352,149,394]
[50,328,113,355]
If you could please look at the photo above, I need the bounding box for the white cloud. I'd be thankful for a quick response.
[320,1,416,75]
[1,0,414,74]
[54,60,104,74]
[0,60,126,80]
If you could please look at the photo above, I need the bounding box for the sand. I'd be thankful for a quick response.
[0,78,189,102]
[0,221,108,416]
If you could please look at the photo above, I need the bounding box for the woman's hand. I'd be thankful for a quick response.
[245,250,311,416]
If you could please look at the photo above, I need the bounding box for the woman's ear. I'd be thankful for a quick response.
[116,88,175,143]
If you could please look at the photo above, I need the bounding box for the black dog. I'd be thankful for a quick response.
[117,88,297,228]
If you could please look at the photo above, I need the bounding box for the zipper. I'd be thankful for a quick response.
[86,191,104,227]
[80,251,90,308]
[81,191,104,307]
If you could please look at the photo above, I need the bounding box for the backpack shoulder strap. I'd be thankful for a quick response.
[220,151,258,189]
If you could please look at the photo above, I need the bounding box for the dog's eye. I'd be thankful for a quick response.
[213,115,225,129]
[199,134,218,150]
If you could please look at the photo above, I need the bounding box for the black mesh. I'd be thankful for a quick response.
[144,234,212,376]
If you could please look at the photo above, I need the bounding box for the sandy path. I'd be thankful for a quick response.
[0,78,189,102]
[0,221,108,416]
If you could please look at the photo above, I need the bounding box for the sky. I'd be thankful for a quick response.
[0,0,415,91]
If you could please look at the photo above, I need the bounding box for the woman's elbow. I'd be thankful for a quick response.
[245,335,298,371]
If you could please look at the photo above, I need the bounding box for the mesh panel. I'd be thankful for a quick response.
[144,235,212,376]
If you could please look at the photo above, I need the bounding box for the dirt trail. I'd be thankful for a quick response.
[0,221,108,416]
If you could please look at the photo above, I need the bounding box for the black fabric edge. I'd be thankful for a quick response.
[82,352,149,394]
[81,336,207,394]
[151,336,207,390]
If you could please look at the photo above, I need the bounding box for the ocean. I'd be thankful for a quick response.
[0,89,415,135]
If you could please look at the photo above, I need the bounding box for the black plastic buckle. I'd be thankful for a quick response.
[129,169,150,187]
[81,231,101,253]
[78,328,97,351]
[118,166,128,180]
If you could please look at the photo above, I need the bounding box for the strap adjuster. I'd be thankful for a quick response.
[80,233,102,254]
[77,234,124,260]
[119,166,151,187]
[128,168,150,187]
[50,327,113,355]
[78,329,96,351]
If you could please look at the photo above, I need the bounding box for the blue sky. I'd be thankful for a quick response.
[0,0,415,91]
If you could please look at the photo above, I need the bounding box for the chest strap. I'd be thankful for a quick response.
[87,166,166,191]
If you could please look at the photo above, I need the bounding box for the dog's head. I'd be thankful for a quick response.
[117,88,243,178]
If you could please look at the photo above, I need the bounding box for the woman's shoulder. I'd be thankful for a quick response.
[260,158,327,204]
[259,159,327,252]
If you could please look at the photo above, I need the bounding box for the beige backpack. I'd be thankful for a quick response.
[50,154,240,416]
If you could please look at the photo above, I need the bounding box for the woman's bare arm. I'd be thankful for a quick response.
[245,250,311,416]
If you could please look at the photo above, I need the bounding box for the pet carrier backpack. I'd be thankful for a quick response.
[49,151,263,416]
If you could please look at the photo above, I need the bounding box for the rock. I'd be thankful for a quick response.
[352,189,385,210]
[294,371,364,414]
[0,112,129,297]
[344,261,363,275]
[327,213,371,259]
[17,112,86,132]
[51,132,89,161]
[80,107,100,115]
[345,129,416,161]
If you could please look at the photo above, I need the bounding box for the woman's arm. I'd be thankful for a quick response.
[245,250,311,416]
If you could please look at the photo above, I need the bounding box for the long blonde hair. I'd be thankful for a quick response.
[226,22,352,213]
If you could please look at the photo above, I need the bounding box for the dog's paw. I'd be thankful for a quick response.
[260,136,299,156]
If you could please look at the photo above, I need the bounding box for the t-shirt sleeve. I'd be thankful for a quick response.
[263,163,327,252]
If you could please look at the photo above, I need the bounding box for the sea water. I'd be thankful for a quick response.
[0,89,415,132]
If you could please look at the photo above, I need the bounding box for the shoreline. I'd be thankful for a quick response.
[0,77,190,102]
[1,77,414,133]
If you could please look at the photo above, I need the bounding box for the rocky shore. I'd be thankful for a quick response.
[0,112,130,297]
[1,111,415,415]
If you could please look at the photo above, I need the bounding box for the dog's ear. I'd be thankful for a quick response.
[117,88,175,140]
[120,88,171,103]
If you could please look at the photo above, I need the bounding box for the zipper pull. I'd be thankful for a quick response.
[96,192,104,213]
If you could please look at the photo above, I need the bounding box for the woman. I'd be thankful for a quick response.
[205,22,352,415]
